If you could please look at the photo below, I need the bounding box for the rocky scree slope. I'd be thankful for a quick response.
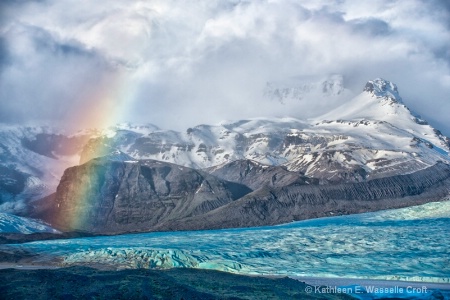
[36,157,251,233]
[35,155,450,233]
[205,159,318,190]
[161,162,450,231]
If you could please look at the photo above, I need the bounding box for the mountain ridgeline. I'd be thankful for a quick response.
[78,79,450,184]
[2,78,450,234]
[36,157,450,233]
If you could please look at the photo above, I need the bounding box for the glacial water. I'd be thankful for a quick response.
[3,201,450,286]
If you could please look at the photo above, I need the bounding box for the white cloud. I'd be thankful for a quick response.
[1,0,449,134]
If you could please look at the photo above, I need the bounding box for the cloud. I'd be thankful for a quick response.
[0,21,114,125]
[1,0,449,135]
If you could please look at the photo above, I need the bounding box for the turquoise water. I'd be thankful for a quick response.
[4,201,450,284]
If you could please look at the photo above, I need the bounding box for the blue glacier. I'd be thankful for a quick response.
[2,200,450,286]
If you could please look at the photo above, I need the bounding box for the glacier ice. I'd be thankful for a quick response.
[2,201,450,283]
[0,212,59,234]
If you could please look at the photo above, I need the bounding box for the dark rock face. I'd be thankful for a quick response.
[79,137,117,165]
[206,159,317,190]
[363,82,375,93]
[37,156,450,234]
[157,162,450,231]
[39,158,251,233]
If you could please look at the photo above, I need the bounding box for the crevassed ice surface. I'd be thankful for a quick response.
[0,212,60,234]
[4,201,450,283]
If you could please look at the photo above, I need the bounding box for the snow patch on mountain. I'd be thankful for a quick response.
[0,212,59,234]
[0,125,89,213]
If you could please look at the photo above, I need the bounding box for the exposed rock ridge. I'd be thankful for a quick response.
[363,78,402,103]
[205,159,317,190]
[40,158,251,233]
[37,158,450,234]
[157,162,450,231]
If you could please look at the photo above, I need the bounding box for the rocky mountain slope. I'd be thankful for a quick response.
[160,162,450,231]
[36,156,251,233]
[205,159,317,190]
[35,156,450,233]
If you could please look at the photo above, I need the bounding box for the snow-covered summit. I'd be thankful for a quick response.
[318,78,417,125]
[363,78,402,103]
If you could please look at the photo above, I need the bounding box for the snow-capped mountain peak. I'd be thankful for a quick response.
[363,78,402,103]
[315,78,449,152]
[316,78,412,124]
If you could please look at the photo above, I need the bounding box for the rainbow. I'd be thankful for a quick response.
[66,69,134,132]
[53,160,116,231]
[52,68,139,231]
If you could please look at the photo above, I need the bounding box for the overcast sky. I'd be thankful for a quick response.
[1,0,449,134]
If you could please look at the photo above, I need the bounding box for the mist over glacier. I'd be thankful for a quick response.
[0,0,449,134]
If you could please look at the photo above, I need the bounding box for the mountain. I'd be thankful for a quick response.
[285,78,450,181]
[2,78,450,232]
[0,126,92,213]
[79,78,449,183]
[34,156,450,233]
[205,159,317,190]
[0,125,134,213]
[35,157,251,233]
[0,212,59,234]
[158,162,450,231]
